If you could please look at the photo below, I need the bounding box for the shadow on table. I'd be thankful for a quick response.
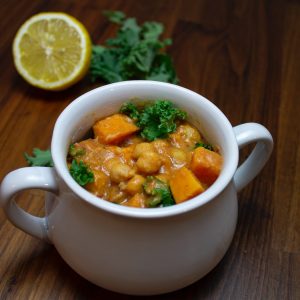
[42,245,230,300]
[2,239,229,299]
[14,73,102,104]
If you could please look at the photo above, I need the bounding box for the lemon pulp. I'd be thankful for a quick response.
[13,12,91,90]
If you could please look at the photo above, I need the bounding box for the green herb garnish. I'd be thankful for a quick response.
[24,148,53,167]
[119,102,140,121]
[69,144,86,157]
[194,142,213,151]
[143,176,175,207]
[90,10,178,84]
[138,100,186,140]
[69,159,94,186]
[120,100,187,141]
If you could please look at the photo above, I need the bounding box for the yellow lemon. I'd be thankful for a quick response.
[13,12,92,90]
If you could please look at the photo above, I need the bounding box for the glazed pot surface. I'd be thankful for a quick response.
[46,181,238,295]
[0,81,273,295]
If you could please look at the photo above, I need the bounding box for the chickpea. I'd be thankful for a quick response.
[123,135,144,146]
[169,147,187,165]
[109,146,122,155]
[109,160,135,183]
[85,169,109,197]
[133,143,155,159]
[124,193,146,208]
[121,174,146,195]
[136,152,162,174]
[109,185,126,203]
[182,124,201,142]
[151,139,169,152]
[155,174,169,184]
[170,124,201,149]
[105,157,121,171]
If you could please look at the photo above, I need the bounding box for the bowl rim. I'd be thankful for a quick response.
[52,80,239,219]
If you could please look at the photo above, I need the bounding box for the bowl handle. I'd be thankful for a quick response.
[233,123,273,192]
[0,167,58,241]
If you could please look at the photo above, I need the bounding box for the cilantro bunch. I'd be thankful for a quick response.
[90,11,178,84]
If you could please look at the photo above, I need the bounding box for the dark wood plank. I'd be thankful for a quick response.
[0,0,299,299]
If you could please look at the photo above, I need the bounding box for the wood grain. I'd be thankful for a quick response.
[0,0,299,299]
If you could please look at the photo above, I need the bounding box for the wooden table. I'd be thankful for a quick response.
[0,0,299,299]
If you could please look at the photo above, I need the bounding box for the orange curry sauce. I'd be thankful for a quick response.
[70,113,222,208]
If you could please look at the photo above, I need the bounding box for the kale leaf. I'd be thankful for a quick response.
[24,148,53,167]
[194,142,213,151]
[90,11,178,84]
[138,100,187,141]
[143,176,175,207]
[103,10,126,24]
[69,144,86,157]
[120,100,186,141]
[119,102,140,121]
[69,159,94,186]
[146,53,177,83]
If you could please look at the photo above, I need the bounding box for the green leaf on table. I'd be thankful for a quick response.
[24,148,53,167]
[90,10,178,84]
[103,10,126,24]
[146,54,178,83]
[90,46,125,82]
[141,22,164,41]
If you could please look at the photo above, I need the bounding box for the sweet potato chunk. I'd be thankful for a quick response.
[191,147,222,185]
[125,193,146,208]
[170,167,204,203]
[85,169,109,197]
[93,114,139,145]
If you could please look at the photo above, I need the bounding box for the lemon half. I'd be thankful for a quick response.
[13,12,92,90]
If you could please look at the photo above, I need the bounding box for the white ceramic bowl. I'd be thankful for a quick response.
[0,81,273,295]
